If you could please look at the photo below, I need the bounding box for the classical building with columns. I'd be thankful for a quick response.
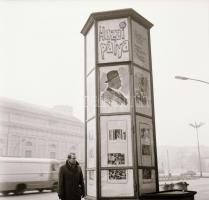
[0,98,84,165]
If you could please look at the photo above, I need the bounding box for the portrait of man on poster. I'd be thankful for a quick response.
[101,70,128,106]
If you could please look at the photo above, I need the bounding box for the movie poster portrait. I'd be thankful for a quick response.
[98,18,129,63]
[134,66,152,116]
[140,122,153,166]
[100,65,130,113]
[136,116,155,167]
[107,153,125,165]
[142,168,152,183]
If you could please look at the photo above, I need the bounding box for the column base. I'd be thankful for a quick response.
[141,190,197,200]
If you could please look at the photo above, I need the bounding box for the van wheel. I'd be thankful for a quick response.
[51,182,58,192]
[38,189,43,193]
[2,191,9,196]
[15,184,26,195]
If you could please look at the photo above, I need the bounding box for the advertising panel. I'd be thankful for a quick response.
[101,169,134,197]
[87,71,96,120]
[134,66,152,116]
[87,119,96,168]
[100,65,130,113]
[86,25,95,74]
[100,115,132,167]
[136,116,155,167]
[87,170,96,197]
[139,169,156,194]
[132,20,150,70]
[98,18,129,63]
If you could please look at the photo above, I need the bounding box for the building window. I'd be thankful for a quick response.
[0,149,3,156]
[25,150,32,157]
[49,144,56,149]
[0,139,4,144]
[25,141,32,146]
[50,152,56,159]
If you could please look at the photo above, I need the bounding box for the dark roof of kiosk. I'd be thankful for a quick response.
[81,8,153,35]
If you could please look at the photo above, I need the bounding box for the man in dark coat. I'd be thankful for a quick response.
[58,153,85,200]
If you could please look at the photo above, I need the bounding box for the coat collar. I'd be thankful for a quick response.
[66,160,79,169]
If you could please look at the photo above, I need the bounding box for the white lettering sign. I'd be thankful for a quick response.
[98,18,129,63]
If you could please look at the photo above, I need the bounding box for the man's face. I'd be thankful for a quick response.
[69,154,76,164]
[109,76,121,89]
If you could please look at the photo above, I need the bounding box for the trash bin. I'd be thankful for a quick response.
[163,183,174,191]
[174,182,189,191]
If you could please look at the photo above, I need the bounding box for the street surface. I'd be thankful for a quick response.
[160,177,209,200]
[0,178,208,200]
[185,178,209,200]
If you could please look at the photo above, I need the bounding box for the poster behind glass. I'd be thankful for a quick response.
[87,119,96,168]
[86,24,95,74]
[87,170,96,197]
[134,66,152,116]
[100,65,130,113]
[100,115,133,167]
[98,18,129,63]
[132,20,150,70]
[101,169,134,197]
[136,116,155,167]
[139,169,156,194]
[87,71,96,120]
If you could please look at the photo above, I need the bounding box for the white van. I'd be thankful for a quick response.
[0,157,59,195]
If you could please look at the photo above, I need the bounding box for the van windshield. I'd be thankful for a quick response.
[51,163,58,171]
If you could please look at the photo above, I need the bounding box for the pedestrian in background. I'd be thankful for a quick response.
[58,153,85,200]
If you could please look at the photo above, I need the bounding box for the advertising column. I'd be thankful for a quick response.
[82,9,158,200]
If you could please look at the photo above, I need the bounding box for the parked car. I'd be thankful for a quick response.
[181,170,196,177]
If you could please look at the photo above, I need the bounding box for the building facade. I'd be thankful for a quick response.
[0,98,84,164]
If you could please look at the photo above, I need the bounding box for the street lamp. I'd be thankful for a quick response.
[175,76,207,177]
[175,76,209,85]
[189,122,204,177]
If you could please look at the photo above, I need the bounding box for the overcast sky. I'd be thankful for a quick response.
[0,0,208,146]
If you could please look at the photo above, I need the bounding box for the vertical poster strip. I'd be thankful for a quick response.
[139,169,156,194]
[87,170,97,197]
[86,24,96,74]
[136,116,155,167]
[87,71,96,120]
[134,66,152,116]
[87,119,96,169]
[132,20,150,70]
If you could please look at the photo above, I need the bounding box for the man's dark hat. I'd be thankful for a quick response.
[67,152,76,159]
[105,70,119,83]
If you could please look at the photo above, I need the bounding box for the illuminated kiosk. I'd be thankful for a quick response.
[81,9,196,200]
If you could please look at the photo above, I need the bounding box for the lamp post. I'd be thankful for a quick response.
[175,76,209,85]
[189,122,204,177]
[175,75,208,177]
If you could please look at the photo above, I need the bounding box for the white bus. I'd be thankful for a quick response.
[0,157,59,195]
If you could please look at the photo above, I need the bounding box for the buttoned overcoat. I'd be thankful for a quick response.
[58,161,85,200]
